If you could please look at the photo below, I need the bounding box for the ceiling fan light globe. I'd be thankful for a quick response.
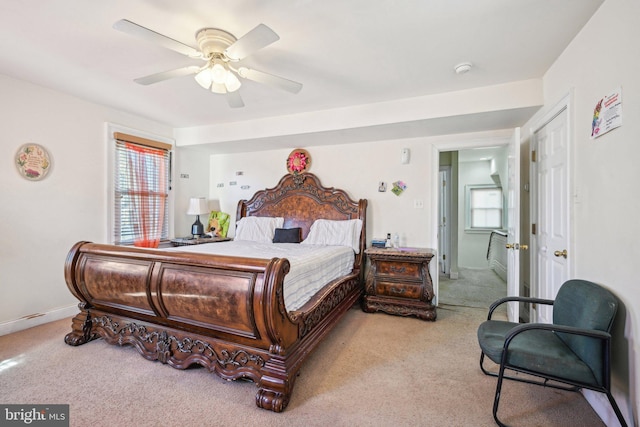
[225,72,242,92]
[194,68,212,89]
[210,82,227,94]
[211,63,227,84]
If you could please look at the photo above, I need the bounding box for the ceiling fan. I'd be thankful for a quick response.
[113,19,303,108]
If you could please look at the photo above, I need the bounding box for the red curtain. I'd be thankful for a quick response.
[125,142,167,248]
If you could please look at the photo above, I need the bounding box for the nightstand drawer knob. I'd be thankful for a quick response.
[390,266,406,274]
[390,287,405,295]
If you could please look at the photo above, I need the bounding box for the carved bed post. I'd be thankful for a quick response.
[64,304,98,346]
[256,356,297,412]
[64,241,99,346]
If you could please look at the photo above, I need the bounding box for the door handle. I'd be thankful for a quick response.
[554,249,568,258]
[505,243,528,250]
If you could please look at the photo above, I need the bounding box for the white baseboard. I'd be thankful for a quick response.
[0,305,78,336]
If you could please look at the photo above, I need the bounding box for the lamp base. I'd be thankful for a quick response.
[191,215,204,238]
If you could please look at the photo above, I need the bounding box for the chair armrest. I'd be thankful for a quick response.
[503,322,611,351]
[487,296,554,320]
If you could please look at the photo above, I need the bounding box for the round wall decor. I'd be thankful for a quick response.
[15,143,51,181]
[286,148,311,174]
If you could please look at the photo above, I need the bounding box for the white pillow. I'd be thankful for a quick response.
[235,216,284,243]
[301,219,363,253]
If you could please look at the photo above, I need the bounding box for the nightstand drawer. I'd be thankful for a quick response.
[377,261,421,279]
[375,280,422,299]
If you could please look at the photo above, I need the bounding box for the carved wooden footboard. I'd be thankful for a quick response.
[64,173,367,412]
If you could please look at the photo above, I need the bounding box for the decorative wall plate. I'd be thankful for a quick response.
[286,148,311,174]
[15,143,51,180]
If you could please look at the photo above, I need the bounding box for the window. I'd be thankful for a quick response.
[466,185,503,230]
[113,132,172,247]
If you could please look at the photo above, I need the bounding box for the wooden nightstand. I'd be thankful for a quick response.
[170,236,232,246]
[363,247,436,321]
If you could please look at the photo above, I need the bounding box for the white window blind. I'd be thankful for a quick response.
[466,185,503,230]
[114,133,171,246]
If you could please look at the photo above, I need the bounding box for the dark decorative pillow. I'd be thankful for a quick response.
[273,227,302,243]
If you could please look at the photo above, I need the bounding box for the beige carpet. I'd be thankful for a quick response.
[0,301,605,427]
[439,267,507,311]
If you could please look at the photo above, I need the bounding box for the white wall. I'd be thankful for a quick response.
[208,140,435,248]
[174,146,215,237]
[523,0,640,423]
[457,159,495,268]
[0,75,173,333]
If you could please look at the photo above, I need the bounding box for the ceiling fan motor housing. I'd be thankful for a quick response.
[196,28,237,59]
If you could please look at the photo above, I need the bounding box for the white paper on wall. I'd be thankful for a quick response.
[591,87,622,139]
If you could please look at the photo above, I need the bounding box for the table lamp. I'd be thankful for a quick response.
[187,197,209,237]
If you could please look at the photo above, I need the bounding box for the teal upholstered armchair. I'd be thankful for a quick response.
[477,279,627,427]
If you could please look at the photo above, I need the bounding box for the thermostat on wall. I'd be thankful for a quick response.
[401,148,410,164]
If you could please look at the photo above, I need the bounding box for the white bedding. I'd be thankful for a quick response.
[165,241,355,311]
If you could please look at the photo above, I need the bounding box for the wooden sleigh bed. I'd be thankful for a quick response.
[64,173,367,412]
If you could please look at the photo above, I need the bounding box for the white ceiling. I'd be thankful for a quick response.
[0,0,603,150]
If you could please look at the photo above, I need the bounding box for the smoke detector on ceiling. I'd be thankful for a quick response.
[454,62,473,74]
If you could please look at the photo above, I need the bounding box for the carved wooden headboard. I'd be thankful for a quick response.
[236,173,368,272]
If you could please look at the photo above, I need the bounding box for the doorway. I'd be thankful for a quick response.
[436,144,511,310]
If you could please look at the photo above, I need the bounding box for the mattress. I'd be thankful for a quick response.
[166,241,355,311]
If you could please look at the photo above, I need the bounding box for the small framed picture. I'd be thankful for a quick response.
[391,180,406,196]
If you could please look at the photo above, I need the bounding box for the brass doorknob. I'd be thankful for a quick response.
[554,249,568,258]
[506,243,528,250]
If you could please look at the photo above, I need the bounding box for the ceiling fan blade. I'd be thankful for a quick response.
[237,67,302,94]
[134,66,200,85]
[225,24,279,60]
[113,19,201,58]
[225,91,245,108]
